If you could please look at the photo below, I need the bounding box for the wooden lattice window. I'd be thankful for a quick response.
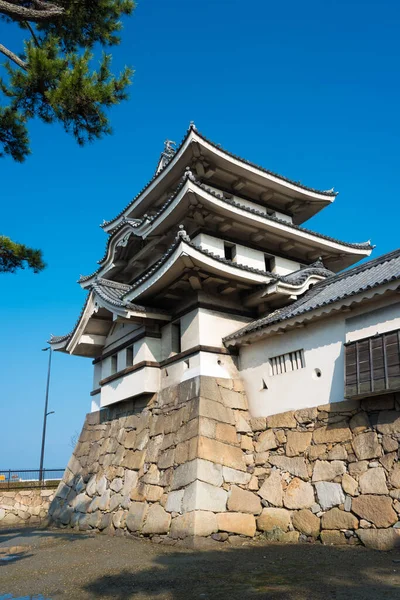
[345,329,400,398]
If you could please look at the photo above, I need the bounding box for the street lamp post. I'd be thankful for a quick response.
[40,347,54,482]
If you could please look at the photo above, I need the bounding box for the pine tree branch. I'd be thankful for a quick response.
[25,21,40,47]
[0,0,64,23]
[0,43,27,69]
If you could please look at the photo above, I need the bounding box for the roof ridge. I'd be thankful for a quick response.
[194,129,338,198]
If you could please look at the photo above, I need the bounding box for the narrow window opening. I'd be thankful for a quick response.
[224,242,236,261]
[270,350,305,376]
[126,345,133,367]
[111,354,118,375]
[261,379,268,390]
[264,254,274,272]
[171,321,181,354]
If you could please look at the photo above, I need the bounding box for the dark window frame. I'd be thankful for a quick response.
[345,328,400,399]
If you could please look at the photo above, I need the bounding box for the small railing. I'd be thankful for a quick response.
[0,469,64,490]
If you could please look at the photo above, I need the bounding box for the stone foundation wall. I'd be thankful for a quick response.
[49,377,400,550]
[0,488,55,528]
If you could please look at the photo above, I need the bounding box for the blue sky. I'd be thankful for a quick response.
[1,0,399,468]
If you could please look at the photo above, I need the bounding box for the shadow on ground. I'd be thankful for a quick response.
[1,529,400,599]
[83,541,400,600]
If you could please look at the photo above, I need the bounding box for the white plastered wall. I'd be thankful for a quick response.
[239,296,400,418]
[274,256,301,276]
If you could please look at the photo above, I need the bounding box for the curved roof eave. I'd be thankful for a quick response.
[101,124,338,234]
[83,174,372,285]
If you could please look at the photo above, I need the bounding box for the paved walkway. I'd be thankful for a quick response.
[1,527,400,599]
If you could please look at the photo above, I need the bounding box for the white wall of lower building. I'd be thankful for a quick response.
[239,295,400,418]
[345,300,400,342]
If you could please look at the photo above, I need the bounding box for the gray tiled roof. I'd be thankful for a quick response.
[101,123,337,230]
[224,248,400,342]
[81,172,372,285]
[49,279,161,347]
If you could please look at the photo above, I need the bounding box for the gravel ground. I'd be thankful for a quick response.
[1,527,400,599]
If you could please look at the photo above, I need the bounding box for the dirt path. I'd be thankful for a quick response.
[1,527,400,599]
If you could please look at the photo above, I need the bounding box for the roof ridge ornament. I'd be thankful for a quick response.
[176,224,190,242]
[184,166,195,181]
[189,120,197,131]
[156,139,177,174]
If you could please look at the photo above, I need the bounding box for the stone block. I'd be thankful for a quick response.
[352,495,397,527]
[327,445,348,460]
[144,485,164,502]
[160,433,175,451]
[342,473,358,496]
[286,431,312,457]
[257,470,283,507]
[123,450,146,471]
[352,432,382,460]
[197,437,246,471]
[142,504,171,535]
[255,452,270,465]
[55,482,70,500]
[314,482,345,511]
[146,435,163,463]
[220,387,247,410]
[112,510,126,529]
[283,478,314,509]
[174,439,197,465]
[72,493,92,513]
[215,423,238,445]
[321,507,358,530]
[266,411,297,428]
[122,469,138,496]
[240,435,254,451]
[292,509,320,537]
[295,407,318,424]
[228,486,262,515]
[312,460,346,482]
[171,459,223,490]
[235,412,252,433]
[126,502,148,532]
[67,454,81,476]
[124,430,136,449]
[349,412,369,434]
[348,461,369,478]
[249,417,266,431]
[359,467,388,494]
[165,490,184,513]
[170,511,218,538]
[217,512,256,537]
[269,456,308,479]
[109,493,122,512]
[189,397,235,425]
[381,452,396,472]
[141,464,160,485]
[390,465,400,488]
[320,530,346,545]
[110,478,123,493]
[382,435,398,453]
[308,445,327,461]
[255,430,277,453]
[98,490,111,511]
[357,528,400,551]
[257,508,291,532]
[313,424,352,444]
[182,480,228,513]
[222,466,251,485]
[158,448,175,469]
